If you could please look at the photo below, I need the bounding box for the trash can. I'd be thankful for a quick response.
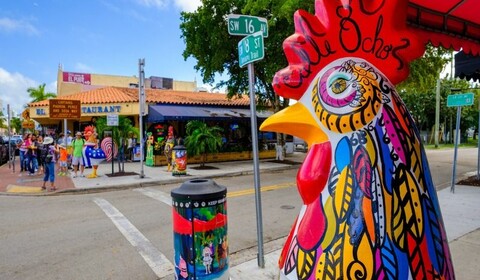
[172,143,187,176]
[171,179,229,279]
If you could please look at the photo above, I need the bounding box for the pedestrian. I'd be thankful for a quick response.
[71,131,85,178]
[18,133,30,172]
[37,135,44,175]
[57,144,68,176]
[66,130,73,170]
[26,134,39,175]
[57,132,65,146]
[41,137,57,191]
[126,133,134,162]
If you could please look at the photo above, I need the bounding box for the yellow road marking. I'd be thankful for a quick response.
[6,185,44,193]
[227,182,296,198]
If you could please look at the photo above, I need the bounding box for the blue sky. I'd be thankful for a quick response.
[0,0,203,114]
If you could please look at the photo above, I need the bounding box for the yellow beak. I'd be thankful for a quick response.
[259,102,328,147]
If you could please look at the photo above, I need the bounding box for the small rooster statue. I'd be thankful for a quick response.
[260,0,454,279]
[83,126,106,178]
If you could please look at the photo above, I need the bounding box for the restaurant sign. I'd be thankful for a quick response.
[62,71,91,85]
[49,99,81,119]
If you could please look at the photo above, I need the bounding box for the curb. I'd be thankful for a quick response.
[0,163,301,197]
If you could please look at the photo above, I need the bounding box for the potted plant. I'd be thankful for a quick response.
[184,120,223,168]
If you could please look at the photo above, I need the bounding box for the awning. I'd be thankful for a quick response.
[455,51,480,82]
[408,0,480,55]
[147,105,272,122]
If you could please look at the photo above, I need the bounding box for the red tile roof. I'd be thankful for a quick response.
[28,87,251,107]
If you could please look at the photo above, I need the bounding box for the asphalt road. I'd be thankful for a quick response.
[0,147,477,279]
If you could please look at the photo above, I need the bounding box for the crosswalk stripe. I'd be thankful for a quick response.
[133,187,172,205]
[92,197,174,278]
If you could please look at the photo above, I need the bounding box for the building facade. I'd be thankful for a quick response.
[56,65,198,97]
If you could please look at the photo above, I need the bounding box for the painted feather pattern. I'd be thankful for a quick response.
[353,145,373,198]
[333,166,354,222]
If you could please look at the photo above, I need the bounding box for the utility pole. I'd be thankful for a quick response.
[138,59,145,178]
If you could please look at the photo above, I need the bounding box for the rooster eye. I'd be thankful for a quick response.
[330,77,347,94]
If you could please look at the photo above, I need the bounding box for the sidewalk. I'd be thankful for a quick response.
[0,153,305,194]
[1,153,479,279]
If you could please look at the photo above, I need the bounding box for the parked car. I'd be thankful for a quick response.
[3,135,22,156]
[0,137,9,165]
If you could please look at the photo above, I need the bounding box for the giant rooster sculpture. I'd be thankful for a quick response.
[260,0,454,279]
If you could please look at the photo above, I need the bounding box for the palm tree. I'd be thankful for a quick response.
[184,120,223,167]
[27,83,56,103]
[95,116,139,172]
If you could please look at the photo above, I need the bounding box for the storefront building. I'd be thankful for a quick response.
[56,65,198,97]
[28,86,273,158]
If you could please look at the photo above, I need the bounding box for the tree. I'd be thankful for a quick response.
[184,120,223,167]
[440,78,479,143]
[94,116,139,172]
[180,0,314,111]
[27,83,56,103]
[10,117,22,134]
[396,45,451,131]
[0,111,5,129]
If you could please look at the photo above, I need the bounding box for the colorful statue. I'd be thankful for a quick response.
[83,126,106,179]
[145,132,154,166]
[260,1,453,279]
[164,125,175,172]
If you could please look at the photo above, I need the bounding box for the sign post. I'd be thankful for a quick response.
[447,92,474,193]
[138,59,146,179]
[107,114,119,175]
[48,99,81,151]
[233,18,268,268]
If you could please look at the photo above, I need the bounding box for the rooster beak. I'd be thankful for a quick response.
[260,102,328,147]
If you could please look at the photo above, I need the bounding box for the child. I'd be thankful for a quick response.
[57,144,68,176]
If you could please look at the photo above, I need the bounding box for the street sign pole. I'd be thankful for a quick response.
[451,106,461,193]
[477,100,480,180]
[232,16,268,268]
[7,104,15,172]
[447,92,475,193]
[248,62,265,268]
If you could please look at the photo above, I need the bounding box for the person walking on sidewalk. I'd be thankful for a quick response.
[57,144,68,176]
[37,135,44,175]
[26,134,39,175]
[41,137,57,191]
[18,133,30,172]
[71,131,85,178]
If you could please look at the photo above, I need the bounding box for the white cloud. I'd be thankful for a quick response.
[173,0,201,12]
[0,17,39,36]
[0,68,48,115]
[133,0,201,12]
[134,0,168,9]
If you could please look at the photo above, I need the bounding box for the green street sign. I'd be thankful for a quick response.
[447,92,475,107]
[238,32,264,68]
[228,14,268,38]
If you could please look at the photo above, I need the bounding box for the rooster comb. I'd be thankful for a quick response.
[273,0,425,100]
